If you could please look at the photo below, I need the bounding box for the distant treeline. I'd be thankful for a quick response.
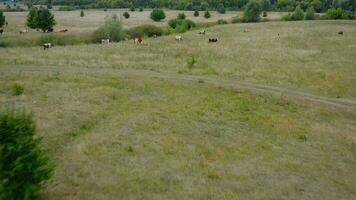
[26,0,356,12]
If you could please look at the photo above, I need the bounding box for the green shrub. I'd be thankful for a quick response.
[126,24,163,38]
[12,83,24,95]
[0,39,13,48]
[305,6,315,20]
[194,10,199,17]
[80,10,84,17]
[262,11,267,17]
[204,11,211,18]
[0,111,53,200]
[26,7,56,32]
[150,8,166,21]
[168,18,196,32]
[217,19,227,24]
[243,0,262,22]
[325,8,351,19]
[130,6,135,12]
[92,14,124,42]
[123,11,130,19]
[0,11,5,28]
[177,12,186,19]
[139,7,143,12]
[187,56,197,69]
[217,3,226,14]
[291,5,304,20]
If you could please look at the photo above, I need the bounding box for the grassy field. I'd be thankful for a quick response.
[1,11,356,200]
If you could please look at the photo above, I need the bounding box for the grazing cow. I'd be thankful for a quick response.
[59,29,68,33]
[198,30,206,35]
[101,39,110,45]
[209,38,218,43]
[243,29,250,33]
[19,29,29,34]
[175,35,183,41]
[134,37,143,44]
[43,43,54,50]
[338,31,343,35]
[0,29,3,35]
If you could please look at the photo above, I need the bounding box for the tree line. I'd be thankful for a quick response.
[24,0,356,12]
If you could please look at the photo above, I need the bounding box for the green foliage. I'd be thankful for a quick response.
[47,0,52,9]
[262,11,267,17]
[305,6,315,20]
[325,8,349,19]
[168,18,196,32]
[80,10,85,17]
[150,8,166,22]
[126,24,163,38]
[217,19,227,24]
[139,7,143,12]
[0,111,53,200]
[291,5,304,20]
[243,0,262,22]
[92,14,124,42]
[204,10,211,18]
[123,11,130,19]
[26,7,56,32]
[217,3,226,14]
[130,6,135,12]
[194,10,199,17]
[187,56,197,69]
[57,6,76,11]
[177,12,186,19]
[37,34,92,46]
[12,83,24,96]
[0,11,5,28]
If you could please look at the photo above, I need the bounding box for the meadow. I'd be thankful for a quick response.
[1,10,356,200]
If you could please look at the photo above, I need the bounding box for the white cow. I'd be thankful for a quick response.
[175,35,183,41]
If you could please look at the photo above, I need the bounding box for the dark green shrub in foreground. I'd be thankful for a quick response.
[150,8,166,21]
[305,6,315,20]
[204,10,211,18]
[0,112,53,200]
[12,83,24,95]
[194,10,199,17]
[123,11,130,19]
[243,0,262,22]
[92,14,124,42]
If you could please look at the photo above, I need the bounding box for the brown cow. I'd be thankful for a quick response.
[59,29,68,33]
[134,37,143,44]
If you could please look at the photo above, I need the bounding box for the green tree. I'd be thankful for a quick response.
[47,0,52,9]
[37,8,56,32]
[150,8,166,21]
[26,6,39,29]
[80,10,85,17]
[217,3,226,14]
[177,12,186,19]
[305,6,315,20]
[0,111,53,200]
[204,10,211,18]
[194,10,199,17]
[291,5,304,20]
[93,14,124,42]
[243,0,262,22]
[0,11,5,28]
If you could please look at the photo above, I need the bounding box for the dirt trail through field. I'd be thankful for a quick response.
[2,65,356,111]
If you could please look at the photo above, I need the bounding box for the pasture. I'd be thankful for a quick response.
[0,10,356,200]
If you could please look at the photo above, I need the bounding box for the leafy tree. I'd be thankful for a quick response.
[194,10,199,17]
[0,11,5,28]
[150,8,166,21]
[123,11,130,19]
[326,8,347,19]
[243,0,262,22]
[27,7,55,32]
[217,3,226,14]
[305,6,315,20]
[291,5,304,20]
[92,14,124,42]
[26,7,39,29]
[204,10,211,18]
[80,10,85,17]
[0,111,53,200]
[178,12,186,19]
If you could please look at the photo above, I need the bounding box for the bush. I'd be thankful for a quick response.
[80,10,84,17]
[0,39,13,48]
[150,8,166,21]
[0,111,53,199]
[12,83,24,95]
[291,5,304,20]
[217,3,226,14]
[325,8,351,19]
[92,14,124,42]
[168,18,196,32]
[243,0,262,22]
[130,6,135,12]
[262,11,267,17]
[194,10,199,17]
[139,7,143,12]
[177,12,186,19]
[204,11,211,18]
[0,11,5,28]
[26,7,56,32]
[123,11,130,19]
[126,24,163,38]
[305,6,315,20]
[217,19,227,24]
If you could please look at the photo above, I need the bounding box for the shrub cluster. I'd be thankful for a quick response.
[123,11,130,19]
[168,15,196,33]
[324,8,355,19]
[217,19,227,25]
[126,24,163,38]
[204,10,211,18]
[150,8,166,21]
[243,0,262,22]
[26,7,56,32]
[92,14,124,42]
[12,83,24,95]
[0,111,53,200]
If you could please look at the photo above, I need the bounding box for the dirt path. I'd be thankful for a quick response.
[2,65,356,111]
